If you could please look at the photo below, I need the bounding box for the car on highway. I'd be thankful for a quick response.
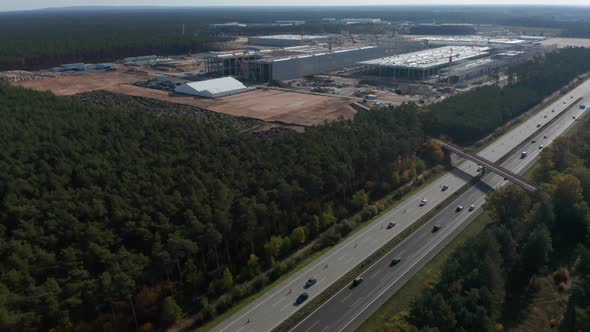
[537,123,542,128]
[386,222,396,229]
[456,205,463,212]
[521,151,528,158]
[531,139,536,143]
[469,204,475,211]
[419,198,428,206]
[573,116,577,119]
[442,184,449,191]
[390,257,402,266]
[477,165,483,172]
[544,135,547,139]
[304,277,317,289]
[544,115,548,118]
[552,109,555,112]
[539,145,544,149]
[351,277,364,288]
[432,224,442,232]
[295,293,309,305]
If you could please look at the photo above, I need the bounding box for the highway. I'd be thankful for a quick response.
[291,92,589,332]
[210,78,590,332]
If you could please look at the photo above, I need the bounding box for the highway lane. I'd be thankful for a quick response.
[291,91,589,332]
[211,79,590,332]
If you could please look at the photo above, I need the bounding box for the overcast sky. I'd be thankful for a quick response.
[2,0,590,12]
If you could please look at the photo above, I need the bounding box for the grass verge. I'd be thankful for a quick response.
[357,212,493,332]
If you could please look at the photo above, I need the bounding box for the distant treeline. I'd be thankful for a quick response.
[2,6,590,70]
[0,11,224,71]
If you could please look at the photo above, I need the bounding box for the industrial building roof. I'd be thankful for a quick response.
[181,77,247,95]
[414,36,527,45]
[206,45,382,63]
[253,46,381,63]
[252,34,328,41]
[359,46,490,70]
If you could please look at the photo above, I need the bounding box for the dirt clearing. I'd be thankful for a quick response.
[105,85,356,126]
[14,68,151,95]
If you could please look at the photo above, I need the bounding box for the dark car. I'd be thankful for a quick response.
[442,184,449,191]
[386,222,396,229]
[390,257,402,266]
[432,224,442,233]
[456,205,463,212]
[295,293,309,305]
[351,277,364,288]
[304,277,317,289]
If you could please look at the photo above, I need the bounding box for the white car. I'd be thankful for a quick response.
[469,205,475,211]
[420,198,428,206]
[456,205,464,212]
[539,145,544,149]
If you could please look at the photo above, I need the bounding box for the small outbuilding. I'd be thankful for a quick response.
[174,77,253,98]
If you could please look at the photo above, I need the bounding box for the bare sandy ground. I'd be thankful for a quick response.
[10,66,356,126]
[105,85,356,126]
[15,69,151,95]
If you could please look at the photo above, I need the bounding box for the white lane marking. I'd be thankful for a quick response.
[344,256,356,265]
[318,276,326,285]
[369,269,383,279]
[341,293,353,303]
[280,302,292,312]
[320,327,329,332]
[305,320,320,332]
[350,297,364,308]
[272,296,287,307]
[337,254,346,262]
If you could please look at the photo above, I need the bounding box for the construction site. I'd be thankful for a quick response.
[0,25,561,129]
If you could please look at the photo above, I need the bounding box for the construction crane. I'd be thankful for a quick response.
[447,48,454,86]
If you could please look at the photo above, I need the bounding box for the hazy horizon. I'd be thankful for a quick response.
[2,0,590,12]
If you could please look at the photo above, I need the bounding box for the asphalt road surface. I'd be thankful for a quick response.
[211,79,590,332]
[291,91,589,332]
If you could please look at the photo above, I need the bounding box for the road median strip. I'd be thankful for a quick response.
[272,174,482,332]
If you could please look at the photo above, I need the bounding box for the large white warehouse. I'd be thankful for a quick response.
[174,77,254,98]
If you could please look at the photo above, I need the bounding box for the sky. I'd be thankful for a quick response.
[1,0,589,12]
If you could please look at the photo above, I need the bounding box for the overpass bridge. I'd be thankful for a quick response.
[438,141,539,193]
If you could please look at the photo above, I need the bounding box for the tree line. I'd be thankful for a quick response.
[1,47,590,330]
[0,82,431,330]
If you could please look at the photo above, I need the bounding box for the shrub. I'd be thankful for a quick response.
[159,296,182,327]
[553,267,570,285]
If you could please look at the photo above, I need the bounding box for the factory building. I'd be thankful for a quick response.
[248,35,331,47]
[413,36,528,48]
[439,57,499,83]
[359,46,490,80]
[205,45,384,82]
[174,77,254,98]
